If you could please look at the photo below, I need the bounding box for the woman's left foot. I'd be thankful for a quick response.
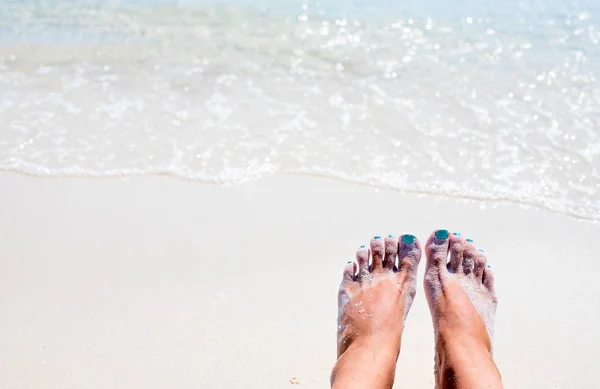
[332,234,422,389]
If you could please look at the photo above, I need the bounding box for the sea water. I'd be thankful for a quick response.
[0,0,598,220]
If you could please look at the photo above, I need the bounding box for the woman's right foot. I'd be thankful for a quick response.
[424,230,503,389]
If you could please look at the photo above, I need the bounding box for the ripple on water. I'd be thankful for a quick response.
[0,0,598,221]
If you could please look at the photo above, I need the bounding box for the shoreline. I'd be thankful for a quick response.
[1,172,598,388]
[0,169,596,223]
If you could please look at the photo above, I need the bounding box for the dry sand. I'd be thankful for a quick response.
[1,172,598,388]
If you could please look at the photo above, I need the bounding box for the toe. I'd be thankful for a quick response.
[356,246,370,278]
[425,229,450,273]
[482,265,496,294]
[398,234,421,273]
[448,232,467,274]
[370,236,385,273]
[383,235,398,270]
[338,261,357,310]
[470,246,487,281]
[342,261,357,284]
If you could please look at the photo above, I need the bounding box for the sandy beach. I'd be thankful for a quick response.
[2,0,598,386]
[1,172,598,388]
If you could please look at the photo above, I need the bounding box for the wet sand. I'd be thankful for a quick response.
[0,172,598,388]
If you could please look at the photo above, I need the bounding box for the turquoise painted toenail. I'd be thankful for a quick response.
[374,236,381,239]
[401,234,416,244]
[360,245,365,248]
[466,238,473,242]
[435,230,449,240]
[453,232,461,236]
[388,234,393,238]
[487,265,491,268]
[347,261,353,264]
[479,249,484,252]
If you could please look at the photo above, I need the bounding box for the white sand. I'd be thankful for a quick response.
[0,172,598,388]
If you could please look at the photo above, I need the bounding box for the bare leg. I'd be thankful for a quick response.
[424,230,503,389]
[331,234,422,389]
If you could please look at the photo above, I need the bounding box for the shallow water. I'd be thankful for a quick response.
[1,0,599,220]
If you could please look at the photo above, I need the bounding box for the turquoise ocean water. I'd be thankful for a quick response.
[0,0,599,219]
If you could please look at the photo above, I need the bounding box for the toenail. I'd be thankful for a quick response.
[374,236,381,239]
[401,234,416,244]
[435,230,449,240]
[453,232,461,236]
[466,238,473,242]
[360,245,365,248]
[388,234,393,238]
[347,261,353,264]
[487,265,491,268]
[479,249,485,252]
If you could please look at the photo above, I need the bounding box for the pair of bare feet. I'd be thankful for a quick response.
[332,230,503,389]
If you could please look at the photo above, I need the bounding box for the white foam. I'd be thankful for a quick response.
[0,0,598,220]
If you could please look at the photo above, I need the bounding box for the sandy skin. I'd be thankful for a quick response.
[332,230,503,389]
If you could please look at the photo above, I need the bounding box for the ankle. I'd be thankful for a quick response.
[436,349,503,389]
[332,335,401,389]
[338,324,403,354]
[436,310,493,352]
[435,331,502,389]
[437,327,491,353]
[436,333,491,368]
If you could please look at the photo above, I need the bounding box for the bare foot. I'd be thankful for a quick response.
[331,234,421,389]
[424,230,503,389]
